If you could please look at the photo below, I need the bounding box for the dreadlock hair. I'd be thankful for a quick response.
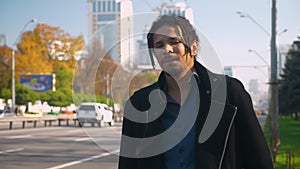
[147,14,199,69]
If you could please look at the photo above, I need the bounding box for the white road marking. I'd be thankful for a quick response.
[45,150,119,169]
[0,148,24,154]
[5,135,32,139]
[66,129,82,133]
[74,137,90,142]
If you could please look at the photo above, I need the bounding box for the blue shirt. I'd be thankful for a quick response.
[161,95,196,169]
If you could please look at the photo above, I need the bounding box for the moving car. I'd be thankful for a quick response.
[77,102,114,127]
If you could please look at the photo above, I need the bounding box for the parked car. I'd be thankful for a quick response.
[77,102,114,127]
[0,108,14,118]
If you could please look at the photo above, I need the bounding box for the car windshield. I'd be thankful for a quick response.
[79,105,95,111]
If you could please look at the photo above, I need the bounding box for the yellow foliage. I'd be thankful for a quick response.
[14,23,84,83]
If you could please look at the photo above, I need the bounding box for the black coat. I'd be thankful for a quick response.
[119,61,274,169]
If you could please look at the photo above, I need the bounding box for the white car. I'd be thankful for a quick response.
[77,102,114,127]
[0,108,14,118]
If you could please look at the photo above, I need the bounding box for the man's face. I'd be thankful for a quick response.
[152,25,196,78]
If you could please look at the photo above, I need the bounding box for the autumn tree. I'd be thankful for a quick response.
[72,38,136,106]
[74,39,117,96]
[16,23,84,88]
[0,24,84,106]
[129,70,160,95]
[0,46,12,90]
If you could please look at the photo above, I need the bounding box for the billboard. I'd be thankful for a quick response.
[20,74,54,92]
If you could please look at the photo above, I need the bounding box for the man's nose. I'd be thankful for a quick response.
[163,43,173,53]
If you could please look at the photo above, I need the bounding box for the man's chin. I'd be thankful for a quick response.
[163,68,183,78]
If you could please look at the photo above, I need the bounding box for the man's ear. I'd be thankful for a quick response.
[191,41,199,56]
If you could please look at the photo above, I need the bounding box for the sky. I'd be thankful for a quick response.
[1,0,300,92]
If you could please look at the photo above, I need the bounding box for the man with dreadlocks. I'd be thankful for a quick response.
[118,15,273,169]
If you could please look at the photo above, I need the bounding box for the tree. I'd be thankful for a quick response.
[0,88,11,101]
[279,41,300,120]
[15,84,38,105]
[9,23,84,106]
[74,39,118,96]
[129,70,160,95]
[0,46,12,92]
[16,23,84,85]
[53,62,73,89]
[0,24,85,106]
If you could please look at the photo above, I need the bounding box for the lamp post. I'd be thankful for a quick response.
[248,49,269,66]
[11,18,36,114]
[236,11,288,37]
[237,0,281,161]
[270,0,280,161]
[236,11,271,37]
[106,66,116,106]
[248,49,270,83]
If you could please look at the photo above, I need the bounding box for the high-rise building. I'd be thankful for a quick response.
[135,25,152,69]
[87,0,134,66]
[135,1,194,69]
[153,2,194,25]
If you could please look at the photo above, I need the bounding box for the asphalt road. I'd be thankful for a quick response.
[0,122,122,169]
[0,115,267,169]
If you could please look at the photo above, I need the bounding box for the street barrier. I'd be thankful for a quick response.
[0,116,78,130]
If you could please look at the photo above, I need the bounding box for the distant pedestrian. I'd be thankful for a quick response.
[14,106,19,116]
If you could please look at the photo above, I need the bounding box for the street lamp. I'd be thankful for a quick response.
[237,0,287,162]
[236,11,288,38]
[236,11,271,37]
[106,66,116,106]
[248,49,269,66]
[236,10,287,77]
[11,18,36,114]
[237,1,282,160]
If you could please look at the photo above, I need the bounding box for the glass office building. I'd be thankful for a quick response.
[87,0,134,66]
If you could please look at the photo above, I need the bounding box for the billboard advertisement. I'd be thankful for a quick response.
[20,74,54,92]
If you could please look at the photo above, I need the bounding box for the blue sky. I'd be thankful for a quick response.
[1,0,300,91]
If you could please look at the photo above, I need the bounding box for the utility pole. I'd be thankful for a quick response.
[237,2,282,162]
[269,0,280,162]
[11,19,36,115]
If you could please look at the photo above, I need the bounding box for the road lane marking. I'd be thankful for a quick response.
[5,135,32,139]
[74,137,90,142]
[45,150,119,169]
[0,148,24,154]
[66,129,82,133]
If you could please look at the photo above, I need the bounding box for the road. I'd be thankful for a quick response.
[0,122,122,169]
[0,115,267,169]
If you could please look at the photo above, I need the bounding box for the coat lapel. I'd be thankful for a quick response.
[194,61,237,169]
